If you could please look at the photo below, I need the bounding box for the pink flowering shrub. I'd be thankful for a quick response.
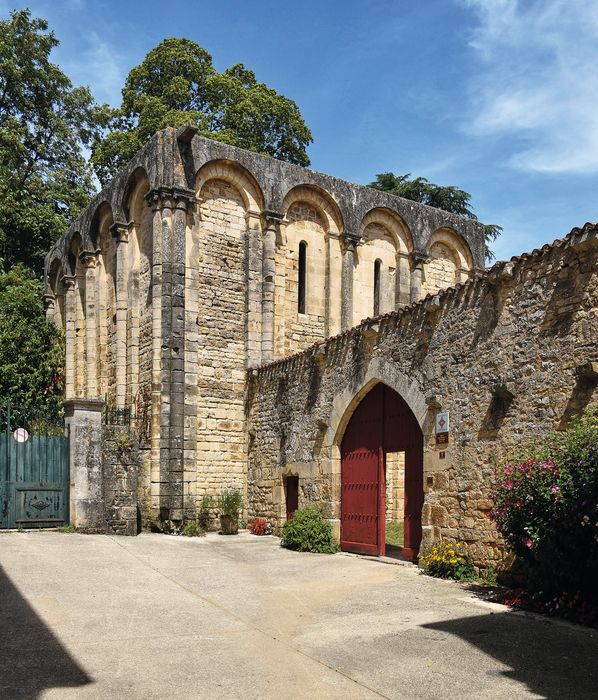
[491,405,598,605]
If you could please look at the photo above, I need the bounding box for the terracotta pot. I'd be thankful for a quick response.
[220,514,239,535]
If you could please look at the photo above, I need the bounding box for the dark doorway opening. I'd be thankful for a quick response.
[340,383,423,559]
[285,475,299,521]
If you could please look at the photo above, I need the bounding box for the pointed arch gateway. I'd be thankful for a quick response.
[340,382,423,559]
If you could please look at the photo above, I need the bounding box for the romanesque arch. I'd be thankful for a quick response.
[339,382,423,559]
[278,185,344,353]
[423,227,473,296]
[67,232,86,398]
[91,202,116,398]
[47,257,65,328]
[194,159,264,213]
[354,208,414,323]
[318,356,428,558]
[124,169,152,409]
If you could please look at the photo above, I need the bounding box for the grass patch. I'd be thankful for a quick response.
[386,521,404,547]
[57,524,75,533]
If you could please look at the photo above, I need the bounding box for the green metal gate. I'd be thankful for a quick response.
[0,402,69,529]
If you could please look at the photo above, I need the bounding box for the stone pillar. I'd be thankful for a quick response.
[145,186,195,522]
[63,275,76,399]
[246,210,263,367]
[396,252,411,307]
[410,251,428,303]
[112,223,129,408]
[170,190,192,522]
[341,232,360,330]
[145,192,165,518]
[64,398,105,532]
[261,211,282,363]
[81,252,99,397]
[43,293,55,323]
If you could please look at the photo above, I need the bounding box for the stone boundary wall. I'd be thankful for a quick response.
[102,425,141,536]
[246,226,598,567]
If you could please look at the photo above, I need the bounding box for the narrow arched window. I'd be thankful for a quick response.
[298,241,307,314]
[373,259,381,316]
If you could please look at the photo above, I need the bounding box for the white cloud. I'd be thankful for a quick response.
[460,0,598,174]
[68,31,123,106]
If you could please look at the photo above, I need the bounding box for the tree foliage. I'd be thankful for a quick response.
[0,9,106,275]
[91,38,313,184]
[0,266,63,413]
[369,172,501,261]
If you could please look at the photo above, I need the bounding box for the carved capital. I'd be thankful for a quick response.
[410,250,429,268]
[62,275,76,291]
[145,185,196,212]
[341,231,361,253]
[110,222,129,244]
[262,210,284,229]
[42,293,55,310]
[80,251,98,269]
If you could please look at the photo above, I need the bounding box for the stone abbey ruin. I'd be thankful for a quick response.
[44,126,598,566]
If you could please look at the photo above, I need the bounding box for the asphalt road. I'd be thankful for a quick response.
[1,531,596,699]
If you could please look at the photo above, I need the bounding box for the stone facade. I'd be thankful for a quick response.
[245,225,598,566]
[44,127,485,532]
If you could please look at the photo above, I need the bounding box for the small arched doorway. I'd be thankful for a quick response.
[340,382,423,559]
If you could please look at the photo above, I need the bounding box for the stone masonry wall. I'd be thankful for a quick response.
[102,425,141,535]
[191,179,248,509]
[246,227,598,567]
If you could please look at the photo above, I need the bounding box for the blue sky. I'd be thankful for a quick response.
[4,0,598,259]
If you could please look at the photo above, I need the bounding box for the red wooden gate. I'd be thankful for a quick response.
[340,383,423,558]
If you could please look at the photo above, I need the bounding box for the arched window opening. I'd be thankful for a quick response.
[373,259,382,316]
[298,240,307,314]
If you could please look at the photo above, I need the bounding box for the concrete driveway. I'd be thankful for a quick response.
[0,531,597,700]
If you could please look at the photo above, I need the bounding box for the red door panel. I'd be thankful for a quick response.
[341,384,384,555]
[341,383,423,559]
[285,476,299,520]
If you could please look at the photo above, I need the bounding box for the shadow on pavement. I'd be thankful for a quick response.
[423,611,598,699]
[0,563,92,699]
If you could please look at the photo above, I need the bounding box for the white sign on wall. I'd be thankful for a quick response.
[435,411,449,434]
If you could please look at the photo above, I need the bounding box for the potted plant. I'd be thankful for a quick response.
[218,489,243,535]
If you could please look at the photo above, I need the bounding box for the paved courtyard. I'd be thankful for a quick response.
[1,531,597,699]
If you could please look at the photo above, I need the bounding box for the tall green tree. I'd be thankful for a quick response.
[91,38,313,185]
[0,9,106,275]
[0,266,63,413]
[369,172,501,260]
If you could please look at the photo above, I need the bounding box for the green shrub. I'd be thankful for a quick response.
[182,521,205,537]
[218,489,243,517]
[491,404,598,597]
[198,495,215,529]
[281,507,338,553]
[418,542,475,581]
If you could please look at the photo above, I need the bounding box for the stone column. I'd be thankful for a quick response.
[410,251,428,303]
[340,232,360,330]
[261,211,282,363]
[396,252,411,307]
[246,210,263,367]
[145,191,165,518]
[145,186,195,522]
[111,223,129,408]
[43,293,55,323]
[170,189,192,522]
[63,275,76,398]
[64,398,105,531]
[81,252,99,398]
